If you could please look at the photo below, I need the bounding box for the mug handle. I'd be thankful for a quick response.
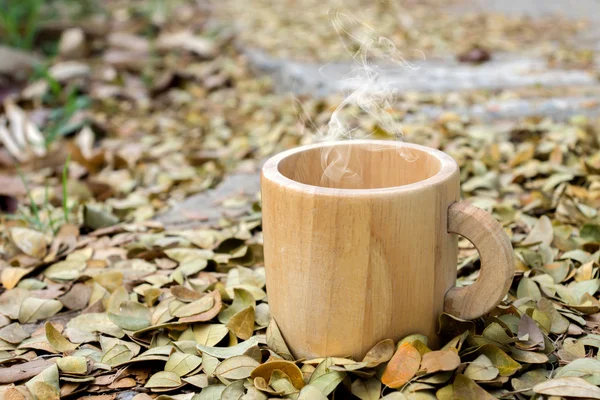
[444,201,515,320]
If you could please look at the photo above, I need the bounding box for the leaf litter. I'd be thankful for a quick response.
[0,0,599,399]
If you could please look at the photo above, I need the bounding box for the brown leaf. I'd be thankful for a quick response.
[419,349,460,374]
[179,290,222,323]
[0,323,30,344]
[58,283,92,311]
[362,339,395,368]
[381,342,421,388]
[0,174,25,196]
[516,314,545,350]
[457,46,491,64]
[0,359,54,384]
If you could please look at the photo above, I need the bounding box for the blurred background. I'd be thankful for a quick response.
[0,1,599,399]
[0,0,598,252]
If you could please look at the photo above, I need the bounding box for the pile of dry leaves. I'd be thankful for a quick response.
[0,1,599,399]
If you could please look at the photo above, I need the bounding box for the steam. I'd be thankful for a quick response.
[294,9,424,187]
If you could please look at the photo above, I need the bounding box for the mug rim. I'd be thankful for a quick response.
[261,140,459,196]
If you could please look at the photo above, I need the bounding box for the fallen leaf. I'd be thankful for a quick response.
[419,349,460,374]
[362,339,394,368]
[266,318,293,360]
[351,377,381,400]
[172,295,214,318]
[164,352,202,377]
[0,322,29,344]
[214,355,259,380]
[226,305,255,340]
[197,335,265,359]
[45,322,78,352]
[193,324,229,347]
[381,342,421,388]
[145,371,182,389]
[251,359,305,389]
[0,359,54,384]
[297,384,328,400]
[464,354,499,381]
[556,358,600,385]
[1,267,34,290]
[56,356,87,374]
[479,344,521,376]
[108,301,151,331]
[309,370,346,396]
[10,227,46,259]
[18,298,62,324]
[452,374,495,399]
[533,377,600,398]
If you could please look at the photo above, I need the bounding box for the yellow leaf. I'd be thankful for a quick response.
[45,322,78,353]
[226,306,255,340]
[251,359,305,390]
[1,266,33,290]
[381,342,421,388]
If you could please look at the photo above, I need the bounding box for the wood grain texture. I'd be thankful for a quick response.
[261,140,512,359]
[445,201,515,320]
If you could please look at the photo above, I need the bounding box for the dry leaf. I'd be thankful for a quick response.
[251,359,305,389]
[10,227,47,259]
[381,342,421,388]
[266,318,293,360]
[45,322,78,353]
[533,377,600,398]
[18,298,62,324]
[225,305,255,340]
[419,349,460,374]
[362,339,394,368]
[214,355,259,380]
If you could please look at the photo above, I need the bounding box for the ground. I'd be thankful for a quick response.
[0,0,599,399]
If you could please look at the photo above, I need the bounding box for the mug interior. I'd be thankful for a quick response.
[277,142,442,190]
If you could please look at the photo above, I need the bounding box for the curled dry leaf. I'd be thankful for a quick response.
[45,322,78,353]
[197,335,265,359]
[251,359,305,390]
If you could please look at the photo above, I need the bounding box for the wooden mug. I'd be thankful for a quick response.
[261,140,514,360]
